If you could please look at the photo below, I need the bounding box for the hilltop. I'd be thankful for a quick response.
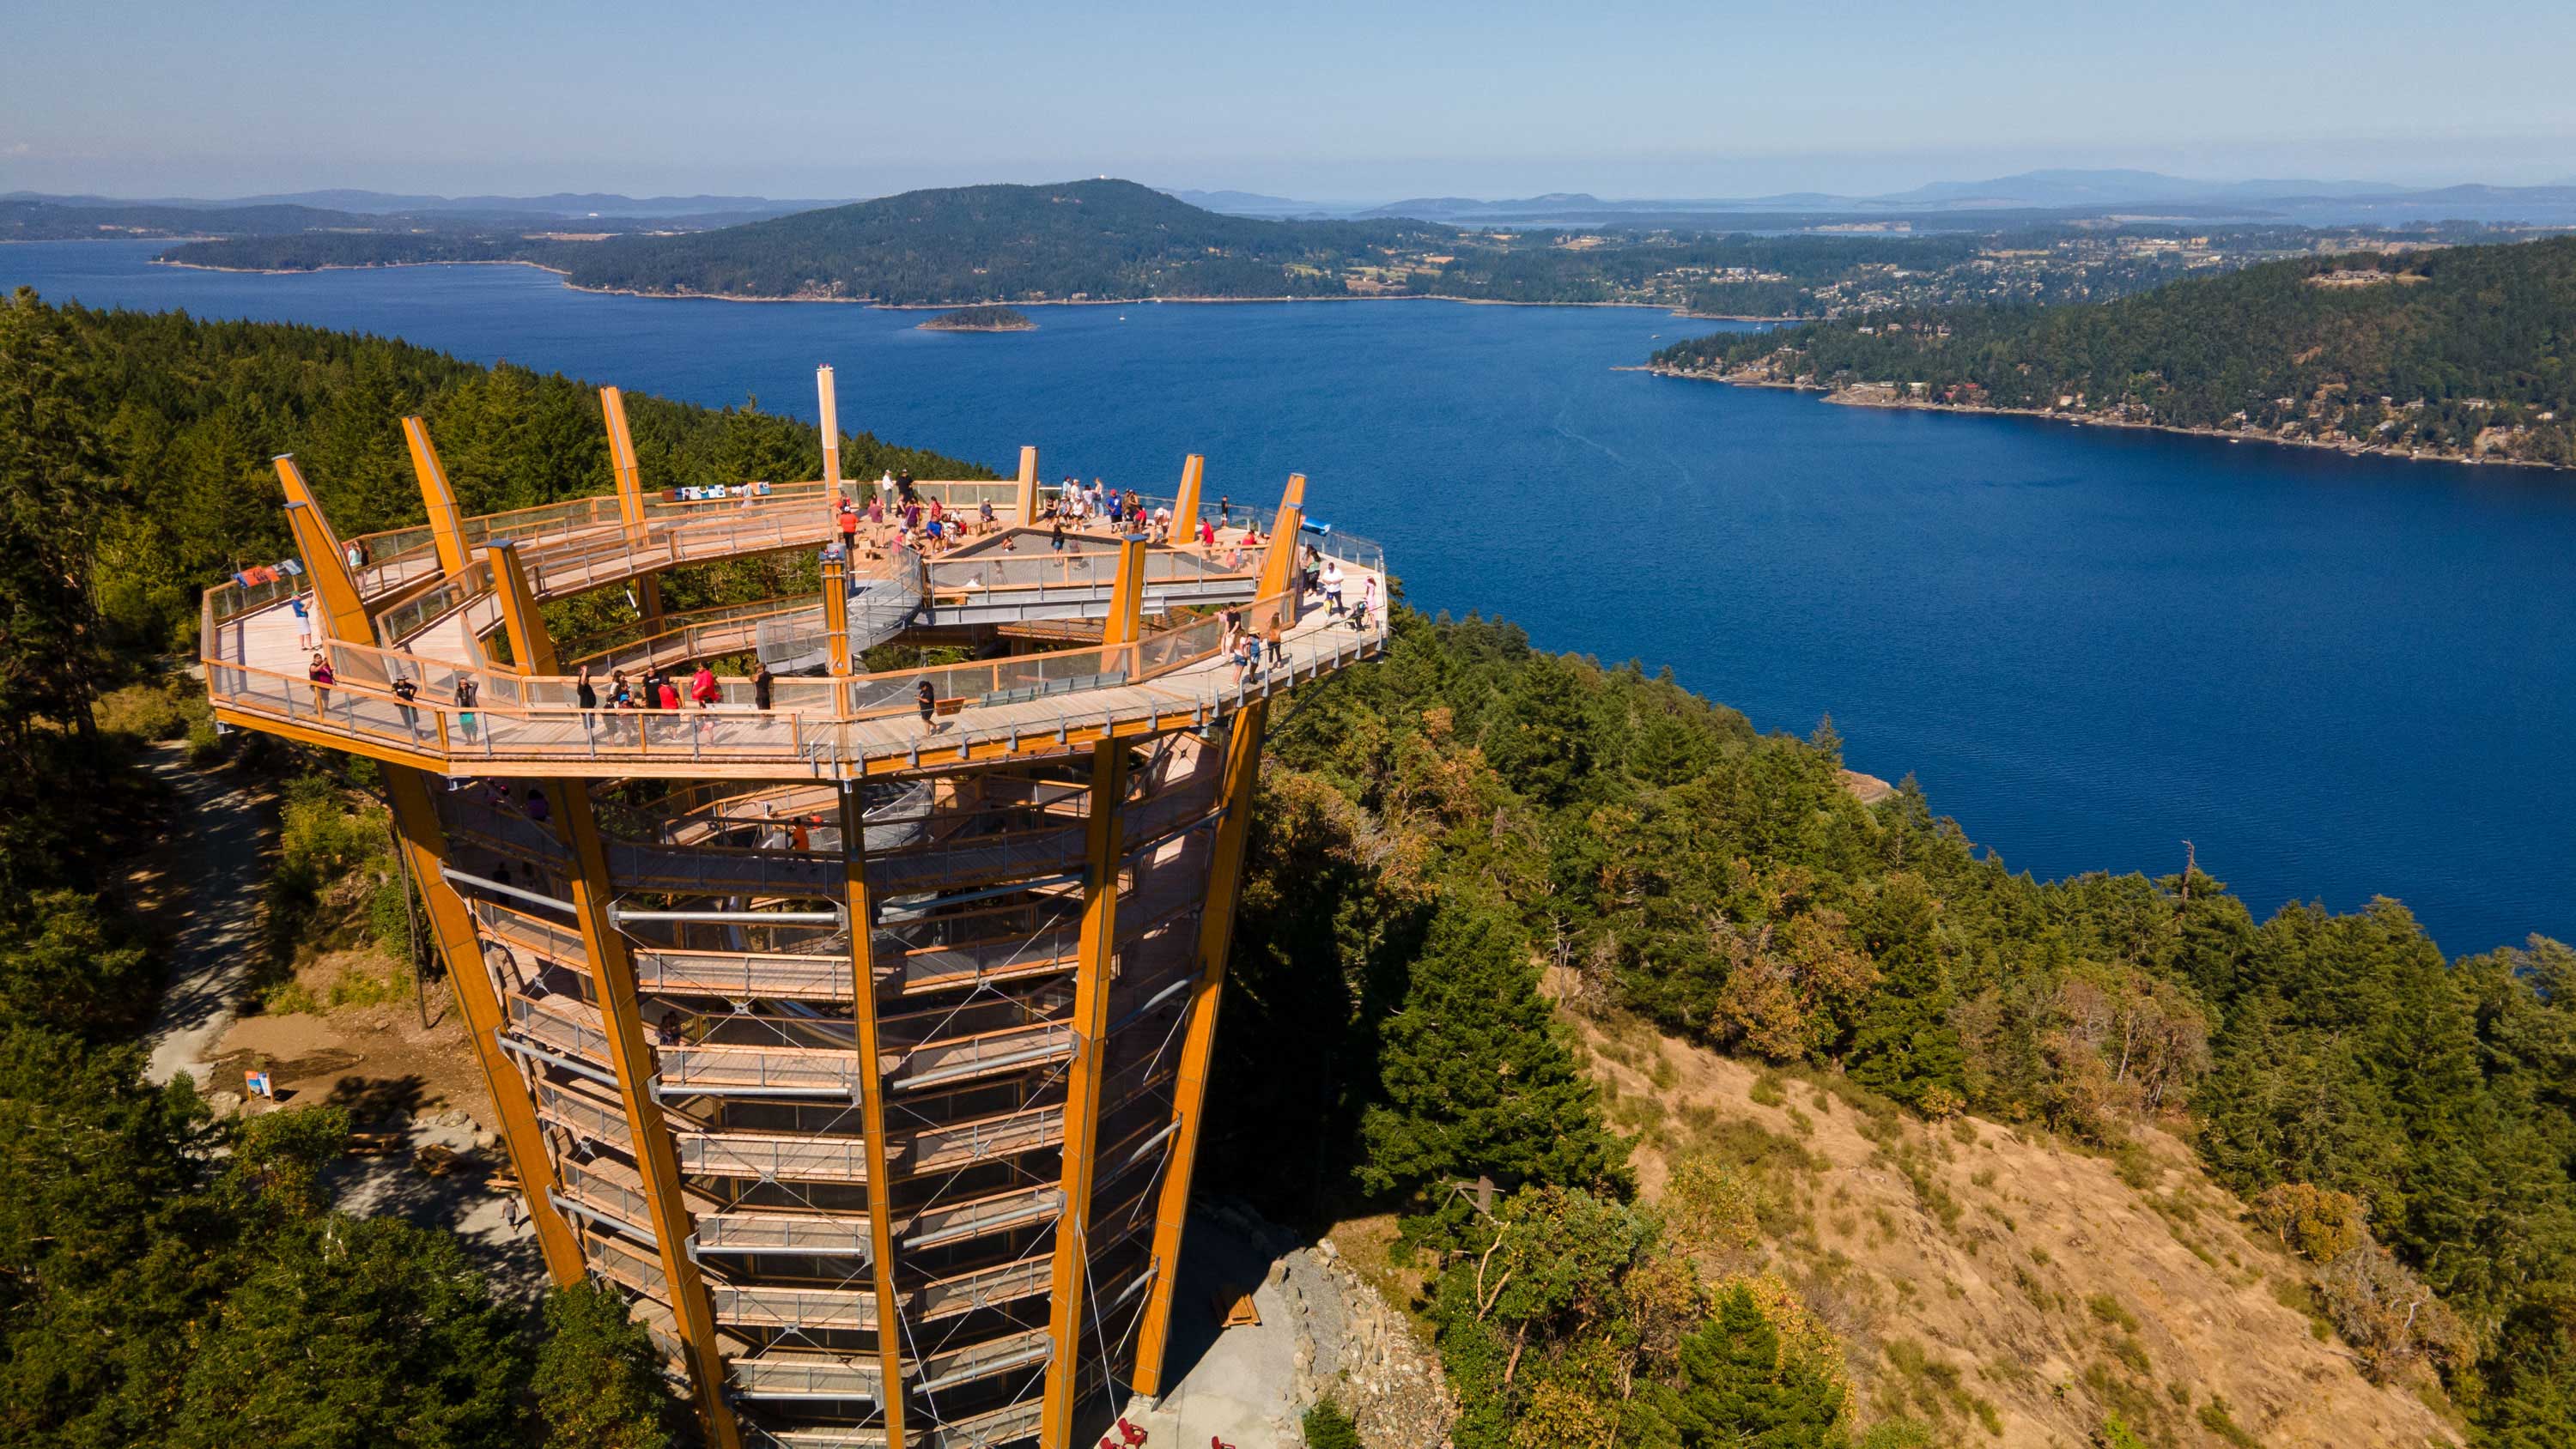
[544,179,1452,304]
[1653,234,2576,468]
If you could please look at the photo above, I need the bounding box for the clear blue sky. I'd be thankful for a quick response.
[7,0,2572,201]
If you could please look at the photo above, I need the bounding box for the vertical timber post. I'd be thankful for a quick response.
[1172,454,1205,540]
[553,785,744,1449]
[1103,532,1149,681]
[276,458,368,641]
[484,542,559,677]
[382,767,585,1286]
[823,555,854,676]
[1040,740,1129,1449]
[841,783,908,1449]
[1129,701,1267,1394]
[817,365,843,500]
[401,418,471,579]
[1014,445,1040,525]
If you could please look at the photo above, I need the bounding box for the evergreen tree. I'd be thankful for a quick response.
[1643,1283,1846,1449]
[0,288,117,746]
[1844,874,1967,1108]
[1358,904,1625,1196]
[1481,652,1595,807]
[168,1216,525,1449]
[533,1282,674,1449]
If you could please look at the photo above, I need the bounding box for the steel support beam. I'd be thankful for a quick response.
[551,782,744,1449]
[276,457,368,641]
[382,765,585,1286]
[1039,740,1129,1449]
[484,541,559,676]
[401,417,470,579]
[1130,702,1266,1395]
[841,783,908,1449]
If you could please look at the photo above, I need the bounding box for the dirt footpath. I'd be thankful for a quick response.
[134,742,277,1088]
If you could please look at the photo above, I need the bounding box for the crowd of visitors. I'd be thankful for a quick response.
[284,478,1376,744]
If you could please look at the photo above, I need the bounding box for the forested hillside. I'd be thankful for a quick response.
[544,179,1451,302]
[0,290,981,1446]
[1653,236,2576,466]
[1222,615,2575,1446]
[3,291,2569,1446]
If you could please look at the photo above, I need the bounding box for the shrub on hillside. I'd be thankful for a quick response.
[2247,1182,2366,1263]
[2316,1242,2470,1384]
[1302,1397,1361,1449]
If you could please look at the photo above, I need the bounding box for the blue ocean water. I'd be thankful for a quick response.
[10,240,2572,956]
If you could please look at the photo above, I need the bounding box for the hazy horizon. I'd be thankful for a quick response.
[8,1,2572,202]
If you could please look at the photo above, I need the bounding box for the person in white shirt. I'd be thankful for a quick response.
[1321,560,1346,616]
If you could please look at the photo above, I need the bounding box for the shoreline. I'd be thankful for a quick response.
[1645,366,2573,473]
[131,248,1792,321]
[155,256,571,278]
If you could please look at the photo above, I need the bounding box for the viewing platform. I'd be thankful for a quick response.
[201,384,1384,782]
[200,368,1386,1449]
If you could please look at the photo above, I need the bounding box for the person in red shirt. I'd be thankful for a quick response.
[690,664,720,707]
[657,677,681,710]
[837,502,860,555]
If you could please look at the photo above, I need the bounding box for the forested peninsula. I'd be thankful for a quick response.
[3,288,2572,1446]
[1652,235,2576,468]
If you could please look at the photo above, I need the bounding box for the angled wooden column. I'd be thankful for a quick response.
[840,783,908,1449]
[822,555,854,676]
[483,542,559,676]
[276,456,368,641]
[1039,740,1130,1449]
[817,365,843,499]
[1130,701,1267,1395]
[1254,474,1307,631]
[600,385,647,539]
[382,766,584,1287]
[551,784,744,1449]
[598,387,663,626]
[1014,445,1040,525]
[400,417,470,578]
[1172,454,1205,538]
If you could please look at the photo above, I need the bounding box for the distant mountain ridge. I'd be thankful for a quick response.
[1347,170,2576,225]
[2,189,834,219]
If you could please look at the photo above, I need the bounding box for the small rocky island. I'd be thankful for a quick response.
[919,304,1036,332]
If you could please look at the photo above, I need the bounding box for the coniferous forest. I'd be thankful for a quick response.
[1654,236,2576,467]
[0,289,2569,1446]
